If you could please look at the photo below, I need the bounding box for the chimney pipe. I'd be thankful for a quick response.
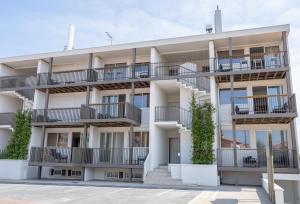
[214,6,222,33]
[66,24,75,50]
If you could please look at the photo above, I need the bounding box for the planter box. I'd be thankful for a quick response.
[0,160,28,179]
[169,164,219,186]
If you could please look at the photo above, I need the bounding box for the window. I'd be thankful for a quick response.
[104,63,127,80]
[221,130,250,148]
[47,133,68,147]
[133,132,149,147]
[256,130,288,149]
[134,93,149,108]
[219,88,247,105]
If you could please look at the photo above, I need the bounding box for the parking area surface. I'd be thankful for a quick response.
[0,183,271,204]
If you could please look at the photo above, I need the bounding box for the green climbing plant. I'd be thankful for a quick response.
[3,110,32,159]
[191,93,215,164]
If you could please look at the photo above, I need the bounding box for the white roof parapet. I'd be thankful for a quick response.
[0,24,290,64]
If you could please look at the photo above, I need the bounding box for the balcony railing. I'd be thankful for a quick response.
[29,147,149,166]
[0,74,37,90]
[217,148,297,169]
[38,69,96,86]
[233,94,297,115]
[85,147,149,166]
[81,102,141,124]
[214,51,288,72]
[155,106,191,129]
[0,112,15,126]
[32,108,81,123]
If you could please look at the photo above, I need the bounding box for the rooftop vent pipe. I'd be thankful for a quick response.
[65,24,75,50]
[214,6,222,33]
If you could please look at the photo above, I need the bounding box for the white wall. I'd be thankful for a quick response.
[0,129,11,149]
[0,160,28,179]
[0,94,22,113]
[48,92,86,108]
[169,164,219,186]
[149,81,169,169]
[180,130,192,164]
[0,64,17,77]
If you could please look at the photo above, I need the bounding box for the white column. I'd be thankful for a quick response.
[37,60,49,73]
[209,41,218,152]
[93,57,104,68]
[150,47,162,76]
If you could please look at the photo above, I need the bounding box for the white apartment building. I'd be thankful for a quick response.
[0,9,299,203]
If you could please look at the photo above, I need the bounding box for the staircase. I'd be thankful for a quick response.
[144,165,183,186]
[176,78,210,102]
[14,90,34,110]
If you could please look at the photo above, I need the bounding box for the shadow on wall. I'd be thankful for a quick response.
[212,199,238,204]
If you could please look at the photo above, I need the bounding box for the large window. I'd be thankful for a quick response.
[219,88,247,105]
[46,133,68,147]
[221,130,250,148]
[256,130,288,149]
[134,93,149,108]
[133,132,149,147]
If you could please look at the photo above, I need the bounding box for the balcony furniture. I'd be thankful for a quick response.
[138,71,149,78]
[169,68,179,76]
[252,59,263,69]
[97,113,113,119]
[235,106,249,115]
[218,64,231,72]
[272,103,288,113]
[49,149,68,162]
[137,156,146,165]
[243,156,257,167]
[240,60,248,69]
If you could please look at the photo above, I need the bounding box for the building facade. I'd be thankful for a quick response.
[0,23,299,200]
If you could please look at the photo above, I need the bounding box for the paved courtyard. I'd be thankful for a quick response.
[0,183,271,204]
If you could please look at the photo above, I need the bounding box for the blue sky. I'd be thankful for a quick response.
[0,0,300,136]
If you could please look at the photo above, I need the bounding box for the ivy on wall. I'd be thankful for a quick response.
[4,110,32,160]
[191,93,215,164]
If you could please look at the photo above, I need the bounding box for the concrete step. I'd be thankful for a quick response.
[144,165,184,186]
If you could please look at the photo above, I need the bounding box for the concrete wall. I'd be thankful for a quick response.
[149,81,168,169]
[48,92,86,108]
[0,160,28,179]
[0,129,11,149]
[0,94,22,113]
[180,130,192,164]
[169,164,219,186]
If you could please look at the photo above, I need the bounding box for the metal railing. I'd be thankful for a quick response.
[0,112,15,126]
[233,94,296,115]
[81,102,141,123]
[29,147,149,166]
[29,147,85,164]
[85,147,149,165]
[16,89,35,101]
[155,106,191,129]
[214,51,288,72]
[32,108,81,123]
[0,74,37,89]
[217,148,297,168]
[38,69,96,85]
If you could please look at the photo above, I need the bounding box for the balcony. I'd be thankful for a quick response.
[232,94,297,124]
[155,106,191,129]
[32,107,82,127]
[32,102,141,127]
[217,148,298,173]
[29,147,149,168]
[0,74,37,91]
[214,52,289,82]
[80,102,141,126]
[37,69,95,93]
[0,112,15,127]
[94,64,150,90]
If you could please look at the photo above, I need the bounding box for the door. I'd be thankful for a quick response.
[250,47,264,69]
[169,138,180,164]
[118,94,126,118]
[267,86,282,113]
[103,95,118,117]
[253,86,268,114]
[71,132,82,163]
